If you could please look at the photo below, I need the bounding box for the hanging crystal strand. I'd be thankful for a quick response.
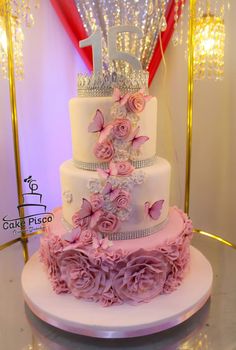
[172,0,179,46]
[159,0,167,32]
[35,0,40,9]
[147,0,154,16]
[218,0,225,80]
[220,0,225,18]
[179,0,185,45]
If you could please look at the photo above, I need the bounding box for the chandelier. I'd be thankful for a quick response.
[0,0,39,80]
[193,4,225,80]
[172,0,227,81]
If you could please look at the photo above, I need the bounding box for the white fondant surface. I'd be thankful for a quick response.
[60,157,170,231]
[21,247,213,338]
[69,96,157,164]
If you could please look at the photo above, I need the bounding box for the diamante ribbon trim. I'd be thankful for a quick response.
[101,219,168,240]
[62,217,168,241]
[73,156,156,171]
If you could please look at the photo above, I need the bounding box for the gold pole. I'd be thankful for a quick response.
[194,228,236,250]
[184,0,195,215]
[0,237,21,251]
[4,0,29,262]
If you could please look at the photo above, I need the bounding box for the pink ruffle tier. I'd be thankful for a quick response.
[39,207,193,307]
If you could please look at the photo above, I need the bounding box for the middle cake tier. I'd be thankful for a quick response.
[60,157,170,238]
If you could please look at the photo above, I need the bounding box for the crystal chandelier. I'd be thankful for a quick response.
[0,0,39,80]
[172,0,228,81]
[193,7,225,80]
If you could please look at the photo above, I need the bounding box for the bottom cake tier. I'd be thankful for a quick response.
[40,207,193,307]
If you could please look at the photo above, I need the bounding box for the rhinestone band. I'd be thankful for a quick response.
[73,156,156,171]
[62,216,168,241]
[77,70,149,97]
[101,219,168,241]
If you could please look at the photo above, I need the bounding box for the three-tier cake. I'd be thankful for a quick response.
[40,70,193,306]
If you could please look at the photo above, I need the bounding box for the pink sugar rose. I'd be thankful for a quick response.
[58,250,106,300]
[112,189,130,210]
[127,92,146,113]
[79,229,96,246]
[112,249,168,304]
[100,287,122,307]
[72,212,90,230]
[97,212,119,234]
[39,236,69,294]
[163,235,192,293]
[112,118,131,140]
[115,161,134,176]
[94,140,114,161]
[90,193,104,211]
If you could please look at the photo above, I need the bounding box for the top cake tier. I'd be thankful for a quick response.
[69,96,157,169]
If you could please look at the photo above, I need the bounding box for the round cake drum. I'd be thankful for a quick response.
[21,246,213,338]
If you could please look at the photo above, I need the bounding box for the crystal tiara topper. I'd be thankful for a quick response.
[77,25,149,97]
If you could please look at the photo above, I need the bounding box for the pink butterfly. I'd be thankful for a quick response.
[97,162,118,179]
[128,126,149,150]
[112,87,130,106]
[145,200,164,220]
[63,227,81,243]
[88,109,113,143]
[92,236,111,250]
[77,198,102,228]
[102,182,120,201]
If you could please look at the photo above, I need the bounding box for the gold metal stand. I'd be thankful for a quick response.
[185,0,236,250]
[184,0,195,215]
[3,0,29,261]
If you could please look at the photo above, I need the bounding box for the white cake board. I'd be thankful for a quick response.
[21,246,213,338]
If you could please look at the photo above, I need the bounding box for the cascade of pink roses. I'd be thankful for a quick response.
[71,88,151,241]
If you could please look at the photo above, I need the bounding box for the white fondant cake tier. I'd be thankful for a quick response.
[60,157,170,233]
[69,96,157,165]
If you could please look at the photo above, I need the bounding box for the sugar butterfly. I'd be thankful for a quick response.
[128,126,149,150]
[102,182,120,201]
[112,87,130,106]
[145,200,164,220]
[76,198,102,228]
[96,162,118,179]
[88,109,113,143]
[92,236,112,250]
[63,227,81,243]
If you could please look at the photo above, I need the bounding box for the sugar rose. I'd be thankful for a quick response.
[79,229,96,246]
[39,236,69,294]
[97,212,119,233]
[115,161,134,176]
[58,250,106,300]
[90,193,104,211]
[112,118,131,140]
[113,250,168,304]
[94,141,114,161]
[127,92,146,113]
[112,190,130,209]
